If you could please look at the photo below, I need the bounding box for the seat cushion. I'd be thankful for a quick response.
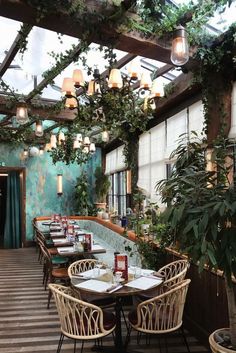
[52,256,69,265]
[52,268,69,278]
[103,311,116,331]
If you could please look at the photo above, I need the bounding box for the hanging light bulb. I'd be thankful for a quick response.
[140,72,152,90]
[58,131,65,145]
[72,69,84,88]
[50,134,57,149]
[108,69,123,89]
[45,143,51,151]
[83,146,90,154]
[102,130,109,142]
[16,100,29,125]
[89,143,96,153]
[170,25,189,66]
[65,97,77,109]
[35,120,43,137]
[61,77,74,97]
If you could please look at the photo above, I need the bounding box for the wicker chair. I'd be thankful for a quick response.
[127,279,191,352]
[49,283,116,353]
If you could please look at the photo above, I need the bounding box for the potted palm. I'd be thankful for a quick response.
[156,133,236,352]
[74,172,91,215]
[94,166,110,214]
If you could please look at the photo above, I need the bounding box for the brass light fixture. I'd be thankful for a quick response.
[35,120,44,137]
[16,99,29,125]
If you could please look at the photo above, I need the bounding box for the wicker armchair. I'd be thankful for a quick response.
[49,283,116,353]
[68,259,98,278]
[127,279,191,352]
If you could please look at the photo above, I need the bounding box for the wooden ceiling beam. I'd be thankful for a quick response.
[0,23,32,78]
[0,0,172,64]
[0,95,75,122]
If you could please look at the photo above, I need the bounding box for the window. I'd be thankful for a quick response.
[108,171,130,216]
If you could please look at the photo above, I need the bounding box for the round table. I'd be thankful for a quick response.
[71,273,163,353]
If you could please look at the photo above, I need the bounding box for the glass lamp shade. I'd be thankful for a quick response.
[50,134,57,149]
[16,104,29,125]
[73,139,81,149]
[65,97,77,109]
[102,130,109,142]
[83,136,90,146]
[39,146,44,155]
[29,146,39,157]
[72,69,84,88]
[35,121,43,137]
[58,131,65,145]
[83,146,89,154]
[170,26,189,66]
[89,143,96,153]
[150,79,164,97]
[128,60,140,80]
[61,77,74,97]
[140,72,152,90]
[108,69,123,89]
[76,133,83,142]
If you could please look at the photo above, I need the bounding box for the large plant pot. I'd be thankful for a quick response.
[209,329,236,353]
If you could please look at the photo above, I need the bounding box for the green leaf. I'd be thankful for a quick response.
[207,249,217,266]
[183,219,197,234]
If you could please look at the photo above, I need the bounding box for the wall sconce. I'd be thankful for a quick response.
[170,25,189,66]
[35,120,44,137]
[57,174,63,196]
[16,99,29,125]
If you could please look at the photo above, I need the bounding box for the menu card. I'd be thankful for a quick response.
[75,279,118,293]
[125,276,163,290]
[115,254,128,280]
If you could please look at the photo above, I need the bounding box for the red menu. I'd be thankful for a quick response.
[114,254,128,281]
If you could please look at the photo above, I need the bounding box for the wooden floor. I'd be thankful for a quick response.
[0,248,210,353]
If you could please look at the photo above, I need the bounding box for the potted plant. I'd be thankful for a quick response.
[74,172,91,215]
[94,166,110,212]
[156,133,236,352]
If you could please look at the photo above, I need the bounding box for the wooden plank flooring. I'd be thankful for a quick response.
[0,248,210,353]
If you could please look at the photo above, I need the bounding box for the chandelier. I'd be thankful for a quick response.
[60,58,165,135]
[46,131,96,165]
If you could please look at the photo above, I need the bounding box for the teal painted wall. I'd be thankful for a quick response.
[0,143,101,241]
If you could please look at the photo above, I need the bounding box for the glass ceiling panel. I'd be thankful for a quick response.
[0,17,21,66]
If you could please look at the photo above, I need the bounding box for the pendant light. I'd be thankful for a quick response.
[108,69,123,89]
[35,120,43,137]
[16,100,29,125]
[170,25,189,66]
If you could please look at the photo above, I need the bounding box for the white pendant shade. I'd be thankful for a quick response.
[83,146,89,154]
[39,147,44,155]
[45,143,51,151]
[72,69,84,87]
[73,139,81,149]
[61,77,74,96]
[65,97,77,109]
[23,148,28,157]
[128,60,140,80]
[50,134,57,149]
[58,131,65,145]
[140,72,152,90]
[83,136,90,146]
[151,79,164,97]
[87,80,95,95]
[102,130,109,142]
[76,133,83,142]
[89,143,96,153]
[108,69,123,89]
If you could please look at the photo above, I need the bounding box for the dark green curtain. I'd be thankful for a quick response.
[4,171,22,248]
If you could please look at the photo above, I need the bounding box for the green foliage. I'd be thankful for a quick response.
[156,132,236,284]
[74,172,92,215]
[94,166,110,203]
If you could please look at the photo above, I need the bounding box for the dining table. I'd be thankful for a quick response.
[71,267,163,353]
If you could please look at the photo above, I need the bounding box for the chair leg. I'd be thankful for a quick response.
[80,340,84,353]
[164,335,169,353]
[74,339,77,353]
[180,326,191,353]
[57,333,64,353]
[47,288,52,309]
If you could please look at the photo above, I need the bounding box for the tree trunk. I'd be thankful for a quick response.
[225,277,236,348]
